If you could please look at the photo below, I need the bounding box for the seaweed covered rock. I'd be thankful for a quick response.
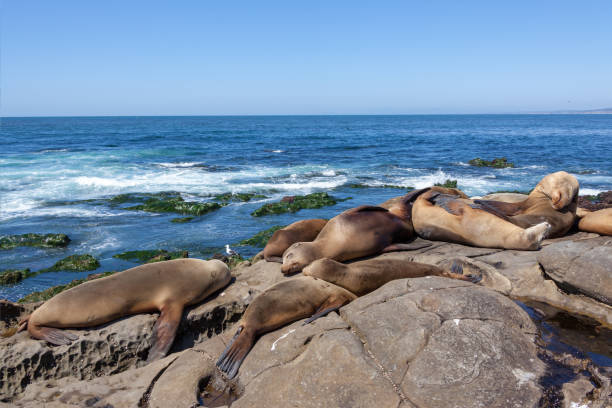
[0,233,70,250]
[170,217,193,223]
[0,269,33,286]
[251,192,346,217]
[214,192,267,202]
[109,191,224,217]
[39,254,100,273]
[238,225,285,247]
[468,157,515,168]
[18,272,115,303]
[113,249,188,263]
[346,183,414,190]
[434,179,458,188]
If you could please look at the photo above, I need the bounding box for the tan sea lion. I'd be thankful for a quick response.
[18,259,231,362]
[263,218,328,263]
[303,258,480,296]
[280,205,430,275]
[577,208,612,235]
[379,187,467,220]
[216,276,357,379]
[472,171,579,238]
[412,189,551,250]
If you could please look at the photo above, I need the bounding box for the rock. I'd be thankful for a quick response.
[0,233,70,250]
[250,192,348,217]
[112,249,188,263]
[433,179,457,188]
[0,300,40,338]
[214,192,267,202]
[0,259,285,401]
[237,225,285,247]
[537,237,612,305]
[578,191,612,211]
[468,157,515,168]
[39,254,100,273]
[0,269,33,286]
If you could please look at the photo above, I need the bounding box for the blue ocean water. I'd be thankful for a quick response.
[1,115,611,301]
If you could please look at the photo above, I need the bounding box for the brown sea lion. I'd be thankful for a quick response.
[379,187,467,220]
[263,218,328,263]
[412,189,551,250]
[216,276,357,379]
[303,258,480,296]
[577,208,612,235]
[280,205,430,275]
[18,259,231,362]
[472,171,579,238]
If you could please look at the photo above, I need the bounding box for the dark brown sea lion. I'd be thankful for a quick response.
[263,218,328,263]
[577,208,612,235]
[378,187,467,220]
[303,257,480,296]
[216,276,357,379]
[280,205,430,275]
[18,259,231,362]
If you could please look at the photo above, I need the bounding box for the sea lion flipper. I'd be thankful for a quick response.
[443,262,482,284]
[473,199,522,217]
[381,242,432,252]
[33,326,77,346]
[265,256,283,263]
[216,326,255,379]
[146,304,183,363]
[303,296,351,325]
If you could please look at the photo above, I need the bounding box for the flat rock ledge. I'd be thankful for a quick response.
[1,232,611,407]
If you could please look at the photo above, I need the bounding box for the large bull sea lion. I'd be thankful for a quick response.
[18,258,231,362]
[303,257,480,296]
[280,205,429,275]
[216,276,357,379]
[263,218,328,262]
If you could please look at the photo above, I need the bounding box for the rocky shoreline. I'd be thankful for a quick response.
[1,228,610,407]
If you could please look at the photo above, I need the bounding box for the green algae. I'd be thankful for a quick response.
[0,269,34,285]
[0,233,71,250]
[18,272,116,303]
[125,197,223,216]
[39,254,101,273]
[113,249,188,263]
[251,193,348,217]
[238,225,285,247]
[214,192,267,202]
[434,179,458,189]
[109,191,182,205]
[468,157,515,168]
[171,217,194,223]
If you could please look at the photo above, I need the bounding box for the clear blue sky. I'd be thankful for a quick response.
[2,1,611,116]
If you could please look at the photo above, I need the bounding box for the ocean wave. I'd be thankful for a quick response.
[155,162,206,168]
[580,188,604,196]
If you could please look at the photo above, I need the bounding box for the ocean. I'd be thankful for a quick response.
[1,115,611,301]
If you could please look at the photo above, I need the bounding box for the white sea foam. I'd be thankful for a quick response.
[579,188,604,196]
[321,169,337,176]
[155,162,205,168]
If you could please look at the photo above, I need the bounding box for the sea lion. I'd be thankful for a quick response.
[216,276,357,379]
[379,187,466,220]
[472,171,579,238]
[18,259,231,362]
[577,208,612,235]
[281,205,429,275]
[412,189,551,250]
[263,219,328,263]
[303,258,480,296]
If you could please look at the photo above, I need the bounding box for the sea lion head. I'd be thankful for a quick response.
[534,171,579,210]
[302,258,344,280]
[281,242,317,275]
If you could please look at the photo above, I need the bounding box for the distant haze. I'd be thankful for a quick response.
[2,1,611,117]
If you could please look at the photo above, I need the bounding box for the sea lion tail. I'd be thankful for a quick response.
[216,326,255,379]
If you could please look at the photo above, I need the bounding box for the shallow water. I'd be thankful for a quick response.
[1,115,611,300]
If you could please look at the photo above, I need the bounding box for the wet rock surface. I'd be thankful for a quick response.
[2,232,611,406]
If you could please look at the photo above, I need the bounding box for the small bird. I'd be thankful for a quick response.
[225,244,238,257]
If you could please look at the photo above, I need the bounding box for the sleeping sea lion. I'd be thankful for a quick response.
[472,171,579,238]
[280,205,430,275]
[303,257,480,296]
[263,219,328,263]
[378,187,466,220]
[577,208,612,235]
[18,259,231,362]
[412,189,551,250]
[216,276,357,379]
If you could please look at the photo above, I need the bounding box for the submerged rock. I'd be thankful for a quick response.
[251,192,347,217]
[434,179,458,188]
[39,254,100,273]
[468,157,515,168]
[112,249,188,263]
[237,225,285,247]
[0,269,33,286]
[214,192,267,202]
[170,216,193,223]
[0,233,70,250]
